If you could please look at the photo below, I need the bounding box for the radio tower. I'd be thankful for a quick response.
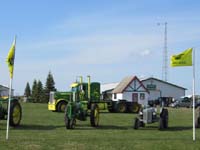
[158,22,168,81]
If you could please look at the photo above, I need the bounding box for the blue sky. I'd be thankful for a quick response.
[0,0,199,95]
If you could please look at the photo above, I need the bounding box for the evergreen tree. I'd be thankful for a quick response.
[37,80,45,103]
[32,79,38,103]
[24,82,31,97]
[44,71,56,103]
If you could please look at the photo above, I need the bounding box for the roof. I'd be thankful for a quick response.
[141,77,187,90]
[112,76,148,93]
[0,85,14,91]
[101,82,119,93]
[0,85,9,90]
[112,76,134,93]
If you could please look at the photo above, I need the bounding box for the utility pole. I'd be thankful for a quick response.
[158,22,168,82]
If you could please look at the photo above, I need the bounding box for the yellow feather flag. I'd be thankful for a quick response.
[170,48,193,67]
[6,37,16,78]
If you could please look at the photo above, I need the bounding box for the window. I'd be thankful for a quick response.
[140,93,145,100]
[132,93,138,102]
[114,93,117,99]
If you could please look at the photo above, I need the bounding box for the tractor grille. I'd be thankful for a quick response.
[143,108,153,123]
[49,92,55,103]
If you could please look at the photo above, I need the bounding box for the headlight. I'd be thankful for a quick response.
[139,112,143,115]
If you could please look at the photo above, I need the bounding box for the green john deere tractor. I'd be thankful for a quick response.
[64,76,101,129]
[48,91,71,112]
[0,97,22,127]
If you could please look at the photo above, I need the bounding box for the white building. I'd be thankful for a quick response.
[101,76,186,103]
[0,85,14,97]
[141,77,186,100]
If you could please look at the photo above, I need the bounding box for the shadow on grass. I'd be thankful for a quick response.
[138,125,192,131]
[74,124,129,130]
[12,124,65,131]
[165,126,192,131]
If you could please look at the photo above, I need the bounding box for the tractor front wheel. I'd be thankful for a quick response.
[64,106,75,129]
[57,101,67,112]
[134,118,140,129]
[64,114,75,129]
[9,100,22,127]
[90,104,99,127]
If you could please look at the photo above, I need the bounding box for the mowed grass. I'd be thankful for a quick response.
[0,103,200,150]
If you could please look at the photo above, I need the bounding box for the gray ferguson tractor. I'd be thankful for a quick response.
[133,105,168,130]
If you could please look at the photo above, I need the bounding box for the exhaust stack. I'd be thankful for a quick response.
[87,75,91,100]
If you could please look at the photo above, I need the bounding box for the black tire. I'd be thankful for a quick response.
[159,118,164,130]
[117,102,127,113]
[64,107,75,129]
[195,116,200,128]
[64,115,71,129]
[108,107,115,113]
[90,104,99,127]
[140,121,145,127]
[131,103,141,113]
[134,118,140,129]
[0,105,6,119]
[9,100,22,127]
[128,103,140,113]
[161,109,168,128]
[57,101,67,112]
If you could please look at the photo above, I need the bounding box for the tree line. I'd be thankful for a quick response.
[24,72,56,103]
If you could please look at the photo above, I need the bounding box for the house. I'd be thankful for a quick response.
[0,85,14,97]
[112,76,149,106]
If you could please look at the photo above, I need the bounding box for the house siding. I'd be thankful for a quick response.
[142,79,185,100]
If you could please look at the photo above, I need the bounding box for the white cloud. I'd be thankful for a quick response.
[140,49,151,56]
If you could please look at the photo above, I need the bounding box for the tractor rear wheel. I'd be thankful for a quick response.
[195,116,200,128]
[134,118,140,129]
[117,102,126,113]
[9,100,22,127]
[195,107,200,128]
[90,104,99,127]
[160,108,168,129]
[159,118,164,130]
[128,103,140,113]
[159,108,168,130]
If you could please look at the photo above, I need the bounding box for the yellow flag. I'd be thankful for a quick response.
[170,48,193,67]
[6,37,16,78]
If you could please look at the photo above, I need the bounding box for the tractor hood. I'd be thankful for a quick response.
[70,82,79,88]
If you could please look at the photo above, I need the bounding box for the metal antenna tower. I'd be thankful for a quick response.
[158,22,168,81]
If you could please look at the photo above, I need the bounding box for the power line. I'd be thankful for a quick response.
[158,22,168,82]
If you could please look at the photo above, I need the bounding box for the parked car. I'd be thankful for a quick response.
[171,95,200,108]
[171,97,191,108]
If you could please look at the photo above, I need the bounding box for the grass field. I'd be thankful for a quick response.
[0,103,200,150]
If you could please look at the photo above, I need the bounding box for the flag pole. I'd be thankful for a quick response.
[192,48,195,141]
[6,77,13,140]
[6,36,16,140]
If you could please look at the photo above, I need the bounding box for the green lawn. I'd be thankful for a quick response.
[0,103,200,150]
